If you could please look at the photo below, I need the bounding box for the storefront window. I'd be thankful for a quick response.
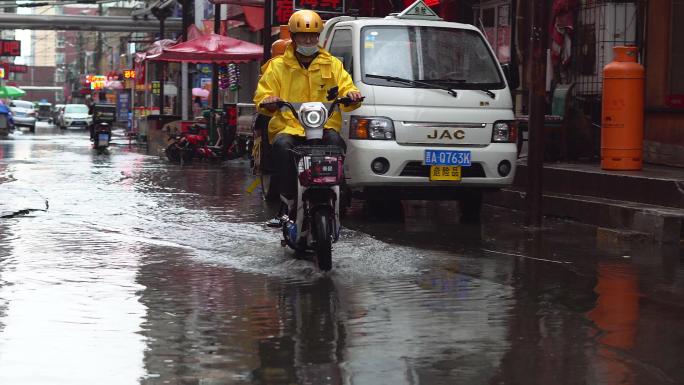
[475,1,511,64]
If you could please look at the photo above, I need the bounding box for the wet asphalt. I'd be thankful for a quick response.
[0,122,683,385]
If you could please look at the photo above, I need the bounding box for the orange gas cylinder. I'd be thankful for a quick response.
[271,25,291,57]
[601,46,645,170]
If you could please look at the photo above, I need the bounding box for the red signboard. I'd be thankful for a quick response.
[8,64,27,73]
[295,0,343,13]
[273,0,294,24]
[272,0,345,25]
[665,95,684,109]
[0,40,21,57]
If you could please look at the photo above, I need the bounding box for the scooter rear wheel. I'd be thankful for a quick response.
[313,209,333,271]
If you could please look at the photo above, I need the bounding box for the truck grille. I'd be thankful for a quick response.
[400,162,486,178]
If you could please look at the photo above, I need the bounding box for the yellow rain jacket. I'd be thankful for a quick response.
[253,45,360,144]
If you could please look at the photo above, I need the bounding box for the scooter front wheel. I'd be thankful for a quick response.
[313,209,333,271]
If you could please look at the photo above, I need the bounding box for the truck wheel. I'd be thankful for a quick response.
[313,209,333,271]
[458,190,483,223]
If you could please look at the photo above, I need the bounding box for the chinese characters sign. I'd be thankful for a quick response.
[124,70,136,79]
[87,75,107,90]
[0,40,21,57]
[9,64,27,73]
[272,0,345,25]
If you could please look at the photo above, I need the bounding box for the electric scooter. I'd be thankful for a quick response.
[266,95,361,271]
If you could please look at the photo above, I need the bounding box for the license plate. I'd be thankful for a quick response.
[430,166,461,181]
[98,133,109,145]
[424,150,471,166]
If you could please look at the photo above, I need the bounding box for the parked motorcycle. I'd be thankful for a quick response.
[267,96,360,271]
[92,122,111,152]
[165,125,219,164]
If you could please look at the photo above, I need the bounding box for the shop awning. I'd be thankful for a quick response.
[145,33,263,64]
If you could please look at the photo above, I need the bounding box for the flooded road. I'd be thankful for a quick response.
[0,124,683,385]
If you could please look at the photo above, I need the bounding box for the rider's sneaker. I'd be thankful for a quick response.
[266,217,281,227]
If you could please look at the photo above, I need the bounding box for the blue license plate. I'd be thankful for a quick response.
[98,133,109,142]
[424,150,471,166]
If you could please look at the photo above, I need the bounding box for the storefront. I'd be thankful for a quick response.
[473,0,512,64]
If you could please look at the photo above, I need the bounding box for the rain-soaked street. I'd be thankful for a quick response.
[0,123,683,385]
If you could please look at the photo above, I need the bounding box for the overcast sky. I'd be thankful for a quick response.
[14,4,31,65]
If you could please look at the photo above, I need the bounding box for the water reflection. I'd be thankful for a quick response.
[1,131,684,385]
[136,244,347,384]
[490,233,598,385]
[253,277,344,385]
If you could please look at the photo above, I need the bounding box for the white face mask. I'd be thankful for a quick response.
[296,45,318,57]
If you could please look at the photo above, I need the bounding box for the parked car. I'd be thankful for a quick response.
[0,103,15,137]
[9,100,36,133]
[37,102,53,123]
[59,104,92,130]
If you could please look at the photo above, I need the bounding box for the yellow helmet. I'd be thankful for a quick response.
[288,10,323,34]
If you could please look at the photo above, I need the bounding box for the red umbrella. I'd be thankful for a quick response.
[146,33,263,64]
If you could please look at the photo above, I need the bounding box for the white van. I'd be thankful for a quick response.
[321,2,518,220]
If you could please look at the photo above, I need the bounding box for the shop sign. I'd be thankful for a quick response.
[666,95,684,109]
[124,70,136,79]
[0,40,21,57]
[6,64,27,73]
[87,75,107,90]
[151,81,161,95]
[272,0,345,25]
[117,92,131,121]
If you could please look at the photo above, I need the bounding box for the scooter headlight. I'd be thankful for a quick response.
[303,110,322,127]
[299,104,328,130]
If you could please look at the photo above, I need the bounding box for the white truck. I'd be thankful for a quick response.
[320,1,518,221]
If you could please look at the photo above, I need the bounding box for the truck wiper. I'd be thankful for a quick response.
[366,74,458,97]
[475,89,496,99]
[421,78,497,99]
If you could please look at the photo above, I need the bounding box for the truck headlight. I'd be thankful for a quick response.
[350,116,394,140]
[491,121,517,143]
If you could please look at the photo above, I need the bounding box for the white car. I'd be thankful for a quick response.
[9,100,36,133]
[59,104,92,129]
[321,3,518,220]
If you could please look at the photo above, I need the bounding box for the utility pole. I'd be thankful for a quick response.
[210,2,221,143]
[77,33,85,75]
[180,0,193,120]
[95,3,103,74]
[262,0,272,62]
[158,16,165,114]
[524,0,549,227]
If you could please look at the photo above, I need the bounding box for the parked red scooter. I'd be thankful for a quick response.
[165,124,219,164]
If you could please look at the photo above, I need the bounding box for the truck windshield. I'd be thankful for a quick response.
[361,26,504,90]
